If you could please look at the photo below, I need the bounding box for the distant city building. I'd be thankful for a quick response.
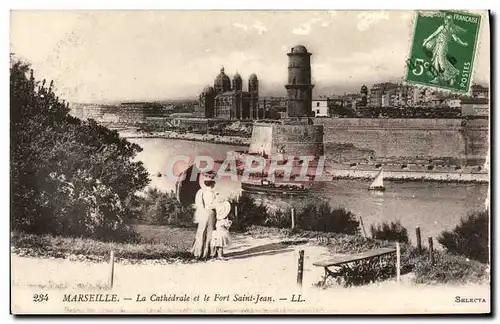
[342,93,364,110]
[360,85,368,107]
[197,67,259,120]
[445,98,462,109]
[471,84,489,99]
[258,97,287,119]
[368,82,399,107]
[312,99,328,117]
[461,98,489,117]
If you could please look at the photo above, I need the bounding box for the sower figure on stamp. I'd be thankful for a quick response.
[422,15,468,86]
[191,172,218,260]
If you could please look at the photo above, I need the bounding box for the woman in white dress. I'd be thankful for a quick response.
[190,175,217,260]
[422,15,468,86]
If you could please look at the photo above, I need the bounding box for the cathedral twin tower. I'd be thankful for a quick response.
[198,44,314,122]
[198,67,259,120]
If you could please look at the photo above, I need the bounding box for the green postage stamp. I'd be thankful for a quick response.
[405,10,482,94]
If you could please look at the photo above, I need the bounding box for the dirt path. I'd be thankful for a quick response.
[11,237,490,314]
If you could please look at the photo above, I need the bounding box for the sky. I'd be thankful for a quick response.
[10,10,490,103]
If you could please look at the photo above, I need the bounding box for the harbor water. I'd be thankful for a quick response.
[128,137,488,243]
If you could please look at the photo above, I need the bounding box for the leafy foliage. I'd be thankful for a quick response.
[229,196,359,235]
[329,256,396,287]
[138,188,195,227]
[229,194,268,231]
[370,220,410,243]
[296,203,360,234]
[437,210,489,263]
[10,58,149,241]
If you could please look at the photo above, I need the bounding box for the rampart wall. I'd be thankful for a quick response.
[314,118,488,165]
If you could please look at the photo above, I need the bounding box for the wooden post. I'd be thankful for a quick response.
[291,208,295,230]
[108,250,115,288]
[396,242,401,282]
[359,216,367,238]
[428,237,434,263]
[297,250,304,286]
[415,226,422,252]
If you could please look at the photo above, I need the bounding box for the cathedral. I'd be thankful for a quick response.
[198,67,259,120]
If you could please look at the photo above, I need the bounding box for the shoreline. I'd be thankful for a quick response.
[119,130,488,184]
[118,130,249,146]
[325,168,488,184]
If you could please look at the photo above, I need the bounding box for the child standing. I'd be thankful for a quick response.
[212,200,232,260]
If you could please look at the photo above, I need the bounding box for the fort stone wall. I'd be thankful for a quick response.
[249,123,324,158]
[314,118,488,165]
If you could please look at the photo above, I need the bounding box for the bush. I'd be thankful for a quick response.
[229,196,359,235]
[437,210,489,263]
[370,220,410,243]
[413,250,488,284]
[296,203,360,234]
[10,58,149,240]
[140,188,195,227]
[264,208,292,229]
[330,256,396,287]
[230,194,268,231]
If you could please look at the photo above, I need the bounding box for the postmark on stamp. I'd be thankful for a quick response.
[405,10,482,94]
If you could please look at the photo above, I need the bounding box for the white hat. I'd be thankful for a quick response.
[216,201,231,220]
[198,171,216,189]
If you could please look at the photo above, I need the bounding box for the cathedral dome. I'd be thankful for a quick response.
[214,66,231,93]
[203,85,215,95]
[291,45,308,54]
[249,73,258,81]
[232,71,243,91]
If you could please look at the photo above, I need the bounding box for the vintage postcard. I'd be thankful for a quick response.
[10,10,490,315]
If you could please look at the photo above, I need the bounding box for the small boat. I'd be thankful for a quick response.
[156,172,162,177]
[241,181,310,196]
[369,169,386,191]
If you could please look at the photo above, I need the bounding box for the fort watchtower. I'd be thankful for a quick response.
[285,45,314,123]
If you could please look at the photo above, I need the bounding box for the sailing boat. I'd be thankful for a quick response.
[369,169,386,191]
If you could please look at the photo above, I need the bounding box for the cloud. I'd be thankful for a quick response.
[232,22,250,32]
[252,21,268,34]
[232,21,267,35]
[292,24,312,35]
[357,11,390,31]
[292,18,322,35]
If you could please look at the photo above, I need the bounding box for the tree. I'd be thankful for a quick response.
[10,58,150,240]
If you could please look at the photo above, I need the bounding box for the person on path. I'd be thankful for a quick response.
[212,199,232,260]
[190,174,217,260]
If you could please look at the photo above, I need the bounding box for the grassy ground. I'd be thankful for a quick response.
[11,225,196,263]
[11,224,489,285]
[133,224,196,245]
[11,224,389,262]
